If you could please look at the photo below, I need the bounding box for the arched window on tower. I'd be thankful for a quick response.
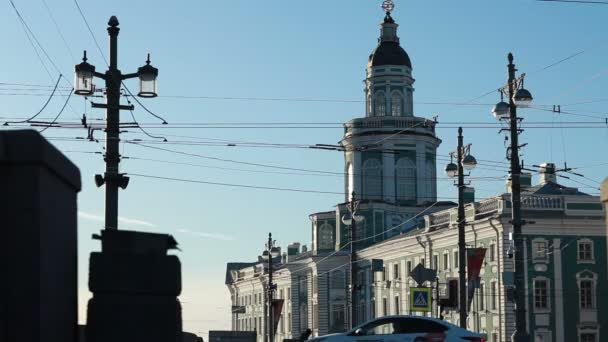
[425,159,436,202]
[396,157,416,201]
[374,92,386,117]
[391,91,403,116]
[318,223,334,250]
[362,158,382,199]
[347,163,354,200]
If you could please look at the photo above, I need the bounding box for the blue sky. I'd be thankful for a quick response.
[1,0,607,337]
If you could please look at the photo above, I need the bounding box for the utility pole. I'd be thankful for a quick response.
[349,192,357,329]
[74,16,159,230]
[444,128,477,329]
[506,53,529,342]
[492,53,533,342]
[456,127,467,329]
[264,233,279,342]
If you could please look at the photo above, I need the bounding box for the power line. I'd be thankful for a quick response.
[2,75,62,125]
[536,0,608,4]
[41,0,76,62]
[128,173,344,195]
[73,0,107,65]
[37,89,74,133]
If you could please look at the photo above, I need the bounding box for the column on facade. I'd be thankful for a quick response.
[415,142,426,204]
[383,142,396,203]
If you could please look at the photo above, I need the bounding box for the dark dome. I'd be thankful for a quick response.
[368,42,412,68]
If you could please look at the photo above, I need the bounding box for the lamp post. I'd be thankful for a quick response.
[491,53,533,342]
[74,16,159,230]
[262,233,280,342]
[445,127,477,329]
[342,192,364,329]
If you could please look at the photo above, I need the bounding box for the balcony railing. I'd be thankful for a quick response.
[344,116,436,136]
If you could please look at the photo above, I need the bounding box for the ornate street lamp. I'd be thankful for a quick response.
[74,51,95,96]
[138,53,159,98]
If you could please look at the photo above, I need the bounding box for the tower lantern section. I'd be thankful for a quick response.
[340,11,441,208]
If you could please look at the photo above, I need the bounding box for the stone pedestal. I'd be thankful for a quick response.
[86,229,182,342]
[0,130,81,342]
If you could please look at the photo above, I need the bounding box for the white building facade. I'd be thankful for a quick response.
[225,8,608,342]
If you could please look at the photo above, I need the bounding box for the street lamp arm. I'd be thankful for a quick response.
[122,72,139,80]
[94,71,107,80]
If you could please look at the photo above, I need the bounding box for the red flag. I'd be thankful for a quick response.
[466,248,486,312]
[271,299,284,333]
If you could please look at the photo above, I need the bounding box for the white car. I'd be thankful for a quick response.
[308,315,486,342]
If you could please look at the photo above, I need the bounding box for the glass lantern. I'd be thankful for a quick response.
[74,51,95,96]
[513,88,533,108]
[137,54,158,98]
[491,101,510,120]
[445,162,458,178]
[462,155,477,171]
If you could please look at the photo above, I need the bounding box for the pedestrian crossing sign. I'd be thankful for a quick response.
[410,287,431,312]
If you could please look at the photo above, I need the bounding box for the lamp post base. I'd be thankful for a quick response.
[511,330,530,342]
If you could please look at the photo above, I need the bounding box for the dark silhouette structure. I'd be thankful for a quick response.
[86,229,183,342]
[0,130,81,342]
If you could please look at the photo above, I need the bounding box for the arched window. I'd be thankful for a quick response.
[374,92,386,117]
[396,157,416,201]
[391,92,403,116]
[347,163,354,200]
[425,159,435,201]
[362,158,382,199]
[318,223,334,250]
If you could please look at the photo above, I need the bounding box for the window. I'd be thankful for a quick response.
[374,91,386,116]
[533,240,548,260]
[396,157,416,201]
[420,258,425,268]
[425,159,435,200]
[479,283,485,310]
[492,332,498,342]
[318,223,334,250]
[489,243,496,262]
[580,333,597,342]
[407,261,412,275]
[287,312,291,333]
[347,163,354,200]
[382,298,388,316]
[443,253,449,270]
[578,240,594,262]
[391,318,448,334]
[534,279,548,309]
[363,158,382,199]
[330,304,345,333]
[580,280,594,309]
[382,266,387,281]
[433,255,439,270]
[371,299,376,319]
[394,296,400,314]
[287,287,290,300]
[393,263,400,280]
[391,92,402,116]
[454,251,459,268]
[491,282,497,310]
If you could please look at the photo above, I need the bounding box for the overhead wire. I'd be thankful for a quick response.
[2,75,62,125]
[36,89,74,133]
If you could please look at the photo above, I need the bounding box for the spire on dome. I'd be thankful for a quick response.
[368,0,411,68]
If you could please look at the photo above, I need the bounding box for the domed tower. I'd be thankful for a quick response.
[341,6,441,207]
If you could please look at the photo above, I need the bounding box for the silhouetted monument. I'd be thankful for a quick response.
[0,130,81,342]
[86,229,183,342]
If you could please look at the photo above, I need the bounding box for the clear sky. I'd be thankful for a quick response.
[1,0,607,338]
